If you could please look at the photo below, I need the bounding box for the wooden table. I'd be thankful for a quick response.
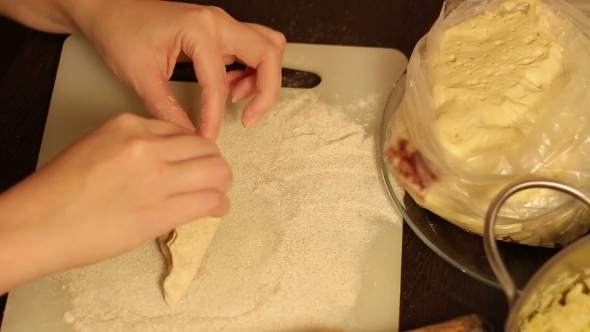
[0,1,509,330]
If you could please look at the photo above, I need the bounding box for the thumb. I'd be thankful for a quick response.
[137,76,196,132]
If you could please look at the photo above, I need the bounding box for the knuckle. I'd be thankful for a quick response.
[196,136,221,154]
[100,114,157,166]
[184,6,225,31]
[217,79,230,94]
[105,113,141,132]
[207,6,228,16]
[182,8,211,31]
[270,43,285,60]
[215,157,233,183]
[260,43,285,73]
[270,31,287,49]
[209,156,232,188]
[201,191,230,216]
[120,137,152,163]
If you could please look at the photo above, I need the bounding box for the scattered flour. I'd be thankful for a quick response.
[57,89,400,332]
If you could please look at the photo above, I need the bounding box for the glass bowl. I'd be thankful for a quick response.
[378,71,561,290]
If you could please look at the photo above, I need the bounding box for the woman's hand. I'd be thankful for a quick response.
[79,1,286,139]
[0,113,232,292]
[0,0,286,139]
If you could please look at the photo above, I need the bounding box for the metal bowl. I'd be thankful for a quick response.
[484,178,590,331]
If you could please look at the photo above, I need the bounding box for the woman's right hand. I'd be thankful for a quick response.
[0,113,232,292]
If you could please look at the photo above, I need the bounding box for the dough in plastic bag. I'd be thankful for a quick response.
[385,0,590,247]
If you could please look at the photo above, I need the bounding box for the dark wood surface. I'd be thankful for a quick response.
[0,1,508,330]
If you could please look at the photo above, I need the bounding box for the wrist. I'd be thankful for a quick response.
[62,0,135,41]
[0,189,66,293]
[0,230,56,293]
[57,0,110,35]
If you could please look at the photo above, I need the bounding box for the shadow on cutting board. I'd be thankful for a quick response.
[171,62,322,89]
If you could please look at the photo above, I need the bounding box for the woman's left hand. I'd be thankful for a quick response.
[77,1,286,139]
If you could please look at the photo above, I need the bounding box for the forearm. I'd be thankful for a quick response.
[0,230,57,294]
[0,0,108,34]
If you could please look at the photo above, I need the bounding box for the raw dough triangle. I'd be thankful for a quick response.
[158,217,220,306]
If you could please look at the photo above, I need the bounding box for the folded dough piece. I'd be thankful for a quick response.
[158,217,221,306]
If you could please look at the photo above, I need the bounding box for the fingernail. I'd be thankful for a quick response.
[242,111,262,129]
[242,112,254,128]
[242,118,252,128]
[232,90,248,104]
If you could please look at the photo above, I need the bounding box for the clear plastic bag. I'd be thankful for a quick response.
[385,0,590,247]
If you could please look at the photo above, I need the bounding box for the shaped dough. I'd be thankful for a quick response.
[158,217,220,306]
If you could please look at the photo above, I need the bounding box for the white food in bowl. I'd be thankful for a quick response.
[521,276,590,331]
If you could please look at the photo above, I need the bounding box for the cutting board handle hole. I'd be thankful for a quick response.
[280,68,321,89]
[170,62,321,89]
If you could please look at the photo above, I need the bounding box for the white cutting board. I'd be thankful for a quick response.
[1,35,407,332]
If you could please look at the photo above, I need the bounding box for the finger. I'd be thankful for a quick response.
[227,69,251,86]
[184,190,231,219]
[157,134,220,162]
[196,191,231,218]
[224,55,237,65]
[161,155,232,196]
[136,74,197,131]
[184,37,229,141]
[180,53,236,65]
[246,23,288,50]
[227,27,284,128]
[143,117,195,137]
[240,57,282,128]
[101,113,192,139]
[231,72,258,103]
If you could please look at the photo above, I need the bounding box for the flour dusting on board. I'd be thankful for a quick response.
[58,89,400,331]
